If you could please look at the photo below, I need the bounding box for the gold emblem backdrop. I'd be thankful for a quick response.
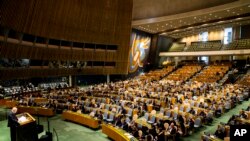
[129,32,151,73]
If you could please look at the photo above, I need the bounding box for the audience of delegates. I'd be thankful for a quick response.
[3,65,250,141]
[202,106,250,141]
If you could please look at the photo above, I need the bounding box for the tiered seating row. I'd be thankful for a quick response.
[174,39,250,52]
[236,73,250,86]
[164,65,201,81]
[168,43,186,52]
[191,65,230,83]
[185,40,222,52]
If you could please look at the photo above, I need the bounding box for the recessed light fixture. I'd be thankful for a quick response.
[217,21,224,23]
[194,17,197,19]
[227,9,230,12]
[210,13,212,16]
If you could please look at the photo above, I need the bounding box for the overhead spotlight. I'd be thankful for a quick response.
[227,9,230,12]
[217,21,224,23]
[194,17,197,19]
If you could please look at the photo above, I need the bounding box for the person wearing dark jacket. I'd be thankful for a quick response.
[8,107,20,141]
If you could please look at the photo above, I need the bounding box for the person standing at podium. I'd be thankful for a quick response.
[7,107,20,141]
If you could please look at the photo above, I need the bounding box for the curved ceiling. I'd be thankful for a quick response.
[133,0,237,20]
[132,0,250,38]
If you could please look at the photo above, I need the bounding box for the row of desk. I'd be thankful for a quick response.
[62,111,99,129]
[62,111,138,141]
[17,106,55,117]
[102,124,138,141]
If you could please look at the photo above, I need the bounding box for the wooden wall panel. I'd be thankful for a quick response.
[0,0,133,78]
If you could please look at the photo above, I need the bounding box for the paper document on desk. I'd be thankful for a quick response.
[124,133,134,139]
[18,116,27,123]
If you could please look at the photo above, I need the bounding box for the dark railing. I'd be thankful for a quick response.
[53,128,59,141]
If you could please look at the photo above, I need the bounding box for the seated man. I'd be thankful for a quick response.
[239,110,248,119]
[214,125,225,139]
[189,108,196,115]
[117,118,129,131]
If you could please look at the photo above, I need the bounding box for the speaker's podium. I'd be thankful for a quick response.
[16,112,38,141]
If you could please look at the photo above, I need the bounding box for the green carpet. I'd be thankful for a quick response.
[0,100,249,141]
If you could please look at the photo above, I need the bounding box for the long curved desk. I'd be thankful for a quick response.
[62,111,99,129]
[102,124,138,141]
[17,106,55,116]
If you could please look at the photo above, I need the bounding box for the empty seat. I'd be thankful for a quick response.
[106,113,114,122]
[126,109,133,117]
[194,118,201,128]
[147,116,156,124]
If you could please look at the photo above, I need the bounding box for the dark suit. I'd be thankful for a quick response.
[8,112,20,141]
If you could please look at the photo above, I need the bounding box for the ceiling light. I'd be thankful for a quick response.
[194,17,197,19]
[227,9,230,12]
[232,12,235,14]
[166,23,168,25]
[248,5,250,7]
